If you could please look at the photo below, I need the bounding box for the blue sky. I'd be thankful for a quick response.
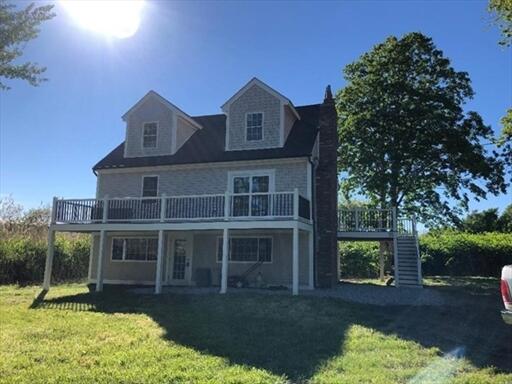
[1,0,511,213]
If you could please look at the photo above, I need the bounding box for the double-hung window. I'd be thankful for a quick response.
[217,237,272,263]
[143,122,158,148]
[112,238,158,261]
[231,172,272,217]
[142,176,158,197]
[246,112,263,141]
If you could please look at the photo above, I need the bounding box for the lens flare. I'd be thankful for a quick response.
[61,0,144,39]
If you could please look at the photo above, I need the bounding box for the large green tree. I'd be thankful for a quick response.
[489,0,512,46]
[0,1,54,90]
[336,32,507,224]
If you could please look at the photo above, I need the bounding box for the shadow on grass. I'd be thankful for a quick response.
[30,283,512,380]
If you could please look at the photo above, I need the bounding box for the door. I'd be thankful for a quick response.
[166,233,193,285]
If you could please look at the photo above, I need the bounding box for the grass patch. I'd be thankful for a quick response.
[1,280,511,383]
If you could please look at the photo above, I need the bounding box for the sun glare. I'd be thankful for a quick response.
[61,0,144,39]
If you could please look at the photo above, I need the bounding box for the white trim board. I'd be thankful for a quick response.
[122,90,202,130]
[96,157,308,175]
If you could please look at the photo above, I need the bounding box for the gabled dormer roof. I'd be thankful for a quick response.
[122,90,203,130]
[221,77,300,120]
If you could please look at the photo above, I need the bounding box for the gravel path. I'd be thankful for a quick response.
[132,283,452,306]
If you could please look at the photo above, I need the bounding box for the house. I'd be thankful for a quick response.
[42,78,422,295]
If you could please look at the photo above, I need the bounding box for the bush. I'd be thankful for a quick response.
[338,231,512,278]
[0,234,90,285]
[420,231,512,277]
[339,241,382,278]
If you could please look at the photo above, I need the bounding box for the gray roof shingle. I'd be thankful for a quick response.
[93,104,320,171]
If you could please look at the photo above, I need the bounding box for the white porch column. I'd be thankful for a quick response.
[42,229,55,291]
[292,226,299,295]
[155,230,165,294]
[220,227,229,294]
[308,229,314,289]
[96,230,107,292]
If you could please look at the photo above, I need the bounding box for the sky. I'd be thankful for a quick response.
[1,0,511,214]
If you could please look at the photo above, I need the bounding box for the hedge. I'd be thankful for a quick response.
[0,235,90,285]
[339,231,512,278]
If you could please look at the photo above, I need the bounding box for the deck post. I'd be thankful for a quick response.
[96,230,107,292]
[160,194,167,223]
[308,229,314,289]
[224,192,230,220]
[220,227,229,294]
[293,188,299,220]
[102,195,109,223]
[155,230,165,294]
[379,241,386,281]
[42,229,56,291]
[292,226,299,295]
[392,207,399,287]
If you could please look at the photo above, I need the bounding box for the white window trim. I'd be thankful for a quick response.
[111,236,158,262]
[215,236,273,264]
[141,175,159,197]
[227,169,275,193]
[245,112,264,142]
[142,121,159,149]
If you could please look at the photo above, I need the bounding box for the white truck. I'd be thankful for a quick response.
[501,265,512,325]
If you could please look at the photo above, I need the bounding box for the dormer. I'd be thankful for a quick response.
[122,91,202,158]
[221,78,300,151]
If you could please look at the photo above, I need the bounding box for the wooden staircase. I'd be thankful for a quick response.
[395,236,422,287]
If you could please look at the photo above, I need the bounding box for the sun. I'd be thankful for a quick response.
[60,0,145,39]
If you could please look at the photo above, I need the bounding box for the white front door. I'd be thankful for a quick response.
[166,233,193,286]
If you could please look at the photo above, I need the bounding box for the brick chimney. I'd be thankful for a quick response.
[314,85,338,288]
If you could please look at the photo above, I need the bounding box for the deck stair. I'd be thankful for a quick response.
[395,236,422,287]
[338,208,423,288]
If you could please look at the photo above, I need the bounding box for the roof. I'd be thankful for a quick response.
[121,90,202,130]
[93,104,321,171]
[221,77,300,120]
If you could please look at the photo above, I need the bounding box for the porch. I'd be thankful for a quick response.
[43,190,313,296]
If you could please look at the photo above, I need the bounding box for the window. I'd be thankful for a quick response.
[142,176,158,197]
[246,112,263,141]
[111,238,158,261]
[217,237,272,263]
[143,122,157,148]
[231,172,271,216]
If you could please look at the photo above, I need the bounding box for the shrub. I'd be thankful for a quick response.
[338,231,512,278]
[420,231,512,277]
[339,241,382,278]
[0,234,90,285]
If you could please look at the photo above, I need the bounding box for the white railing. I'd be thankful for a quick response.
[52,190,310,224]
[337,208,415,236]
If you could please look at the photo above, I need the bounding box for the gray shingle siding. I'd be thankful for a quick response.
[125,97,174,158]
[283,105,296,145]
[96,159,309,198]
[228,84,281,150]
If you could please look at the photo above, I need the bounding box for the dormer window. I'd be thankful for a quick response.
[143,122,158,148]
[246,112,263,141]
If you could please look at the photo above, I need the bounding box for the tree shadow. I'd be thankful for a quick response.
[30,284,512,380]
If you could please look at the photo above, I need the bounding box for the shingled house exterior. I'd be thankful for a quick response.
[42,79,337,295]
[43,78,422,295]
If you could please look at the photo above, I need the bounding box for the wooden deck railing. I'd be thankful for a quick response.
[52,190,310,224]
[337,208,415,236]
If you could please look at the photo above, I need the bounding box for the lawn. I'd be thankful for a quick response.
[0,278,511,383]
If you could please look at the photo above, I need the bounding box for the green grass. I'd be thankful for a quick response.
[1,278,511,383]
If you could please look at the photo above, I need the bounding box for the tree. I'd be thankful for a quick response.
[459,208,499,233]
[0,1,54,90]
[497,204,512,232]
[489,0,512,46]
[336,32,507,225]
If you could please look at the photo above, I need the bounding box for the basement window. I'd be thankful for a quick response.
[216,237,272,263]
[111,238,158,261]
